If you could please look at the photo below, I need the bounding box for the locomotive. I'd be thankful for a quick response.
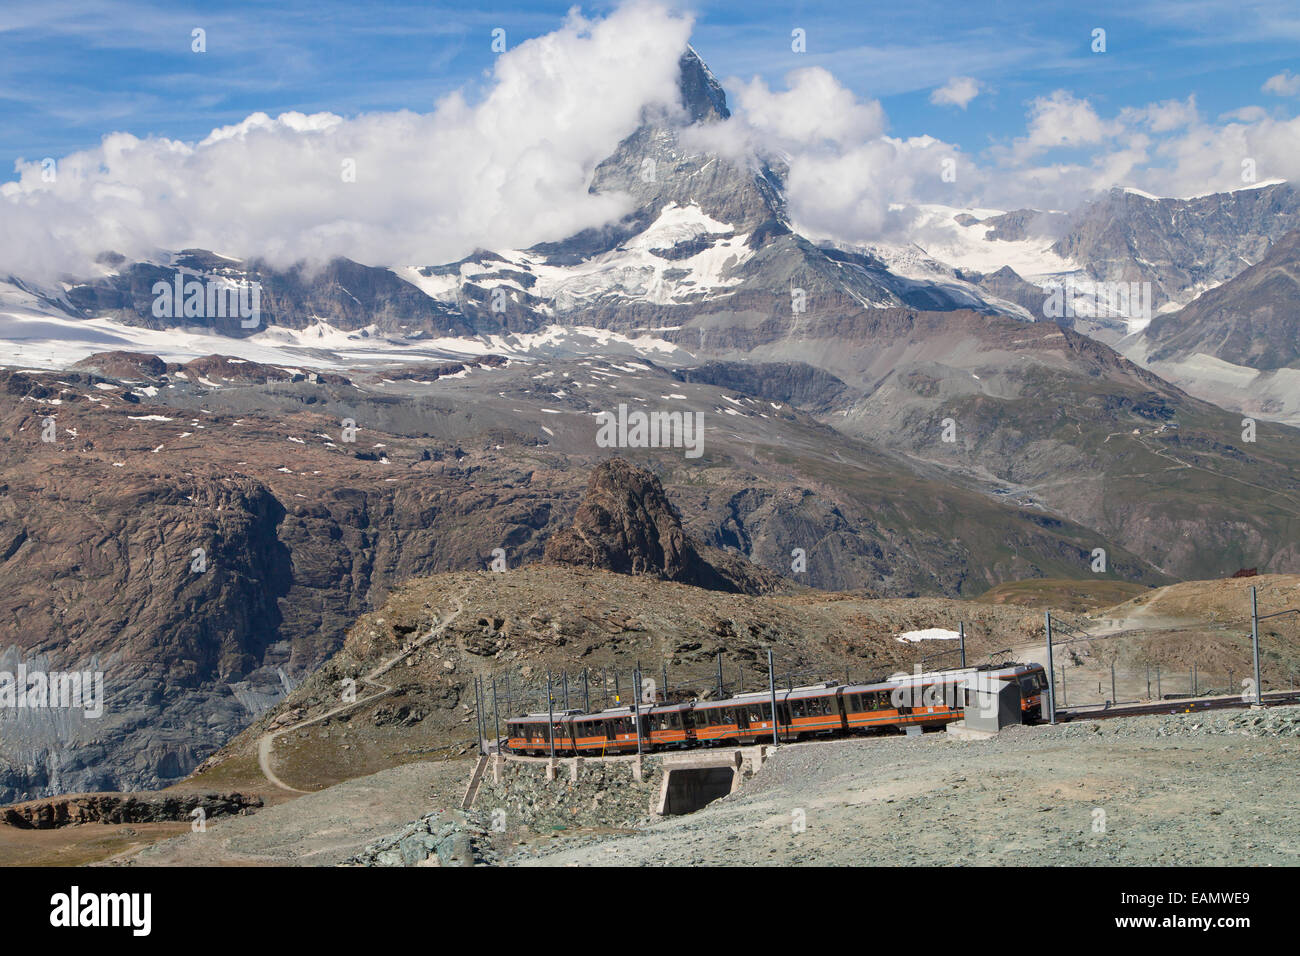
[506,661,1048,755]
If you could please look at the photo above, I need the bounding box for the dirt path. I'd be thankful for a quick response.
[257,586,469,793]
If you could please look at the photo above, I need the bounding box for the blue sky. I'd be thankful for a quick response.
[4,0,1300,177]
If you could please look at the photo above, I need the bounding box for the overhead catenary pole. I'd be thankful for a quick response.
[546,671,555,761]
[1110,661,1116,704]
[472,676,483,754]
[767,649,780,746]
[632,668,643,758]
[716,653,724,700]
[959,621,967,670]
[1251,585,1263,704]
[1044,611,1057,724]
[491,674,500,751]
[583,668,590,712]
[562,670,569,710]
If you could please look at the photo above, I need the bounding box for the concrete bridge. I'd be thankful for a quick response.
[462,746,773,816]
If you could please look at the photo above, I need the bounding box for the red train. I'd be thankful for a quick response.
[506,662,1048,755]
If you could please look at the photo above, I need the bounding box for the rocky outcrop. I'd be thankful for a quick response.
[542,458,781,594]
[1,791,261,829]
[72,351,168,379]
[341,810,496,867]
[672,361,854,414]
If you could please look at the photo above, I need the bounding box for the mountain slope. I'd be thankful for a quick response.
[1121,226,1300,424]
[1045,183,1300,311]
[1140,226,1300,371]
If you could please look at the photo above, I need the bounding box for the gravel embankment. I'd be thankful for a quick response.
[504,706,1300,866]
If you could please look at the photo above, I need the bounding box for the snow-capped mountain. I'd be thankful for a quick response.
[1,49,1024,371]
[3,47,1299,385]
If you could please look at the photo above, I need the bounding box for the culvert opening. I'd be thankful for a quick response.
[662,766,736,815]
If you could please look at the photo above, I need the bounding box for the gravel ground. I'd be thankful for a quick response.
[504,706,1300,866]
[104,759,473,866]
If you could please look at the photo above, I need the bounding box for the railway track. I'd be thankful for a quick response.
[1055,689,1300,723]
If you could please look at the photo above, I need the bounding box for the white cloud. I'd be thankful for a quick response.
[683,67,967,243]
[0,2,693,280]
[1263,70,1300,96]
[930,77,980,109]
[1010,91,1121,162]
[733,67,886,146]
[1120,96,1199,133]
[3,1,1299,280]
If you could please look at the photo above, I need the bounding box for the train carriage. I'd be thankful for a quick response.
[689,699,744,744]
[571,706,647,754]
[646,702,693,749]
[505,715,552,755]
[505,709,583,755]
[689,689,794,744]
[784,684,846,738]
[505,661,1050,756]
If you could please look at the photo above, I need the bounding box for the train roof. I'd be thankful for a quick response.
[837,661,1041,695]
[512,709,584,721]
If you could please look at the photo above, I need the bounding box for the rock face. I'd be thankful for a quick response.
[63,250,475,339]
[1141,226,1300,372]
[1048,183,1300,310]
[1,791,261,828]
[542,458,780,594]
